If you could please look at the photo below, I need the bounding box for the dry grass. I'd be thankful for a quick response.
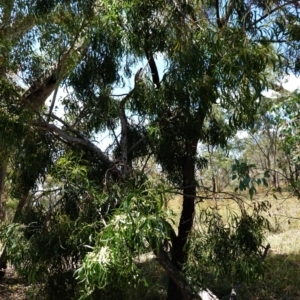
[166,191,300,299]
[2,191,300,299]
[168,191,300,254]
[264,195,300,255]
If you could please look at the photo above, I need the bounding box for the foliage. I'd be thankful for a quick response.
[0,1,300,300]
[232,160,269,199]
[186,201,270,296]
[75,177,173,299]
[0,152,106,299]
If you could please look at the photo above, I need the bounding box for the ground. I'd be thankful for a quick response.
[1,191,300,299]
[0,267,31,300]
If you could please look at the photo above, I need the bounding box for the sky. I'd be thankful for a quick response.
[282,74,300,92]
[48,56,300,151]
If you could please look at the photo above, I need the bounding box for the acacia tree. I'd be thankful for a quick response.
[1,1,300,300]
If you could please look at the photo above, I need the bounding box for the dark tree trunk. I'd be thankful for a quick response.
[0,164,7,222]
[212,175,216,193]
[167,139,197,300]
[153,245,200,300]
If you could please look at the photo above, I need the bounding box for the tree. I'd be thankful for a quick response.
[129,2,299,299]
[239,87,300,194]
[0,0,89,215]
[0,0,114,269]
[0,1,300,300]
[263,90,300,194]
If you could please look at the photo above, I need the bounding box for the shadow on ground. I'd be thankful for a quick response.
[0,268,33,300]
[0,253,300,300]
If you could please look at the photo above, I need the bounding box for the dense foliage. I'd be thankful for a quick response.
[0,0,300,299]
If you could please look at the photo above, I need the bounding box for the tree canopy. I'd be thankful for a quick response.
[0,0,300,299]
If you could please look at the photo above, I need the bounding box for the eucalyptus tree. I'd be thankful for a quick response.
[0,0,92,217]
[52,1,300,299]
[248,89,300,192]
[0,0,121,271]
[1,0,300,300]
[279,91,300,195]
[239,85,300,192]
[120,1,299,299]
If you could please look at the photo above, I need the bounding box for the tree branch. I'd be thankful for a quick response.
[252,0,298,27]
[34,121,114,168]
[2,0,14,29]
[22,65,59,109]
[23,17,89,111]
[119,100,128,172]
[215,0,222,28]
[10,14,35,40]
[249,132,269,161]
[44,113,81,136]
[144,49,160,88]
[219,0,235,27]
[128,135,147,155]
[47,82,60,123]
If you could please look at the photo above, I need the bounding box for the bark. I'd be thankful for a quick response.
[154,246,200,300]
[35,122,114,168]
[167,139,198,300]
[156,245,219,300]
[212,175,216,193]
[0,164,7,222]
[207,145,217,193]
[0,64,61,271]
[295,163,300,181]
[22,72,58,109]
[119,94,129,174]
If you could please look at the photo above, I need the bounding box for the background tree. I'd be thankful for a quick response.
[239,88,300,194]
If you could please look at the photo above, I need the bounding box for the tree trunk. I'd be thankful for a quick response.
[212,175,216,193]
[0,68,60,271]
[167,139,197,300]
[0,164,7,222]
[0,168,7,271]
[154,246,200,300]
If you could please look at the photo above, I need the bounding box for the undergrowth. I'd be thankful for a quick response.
[3,192,300,300]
